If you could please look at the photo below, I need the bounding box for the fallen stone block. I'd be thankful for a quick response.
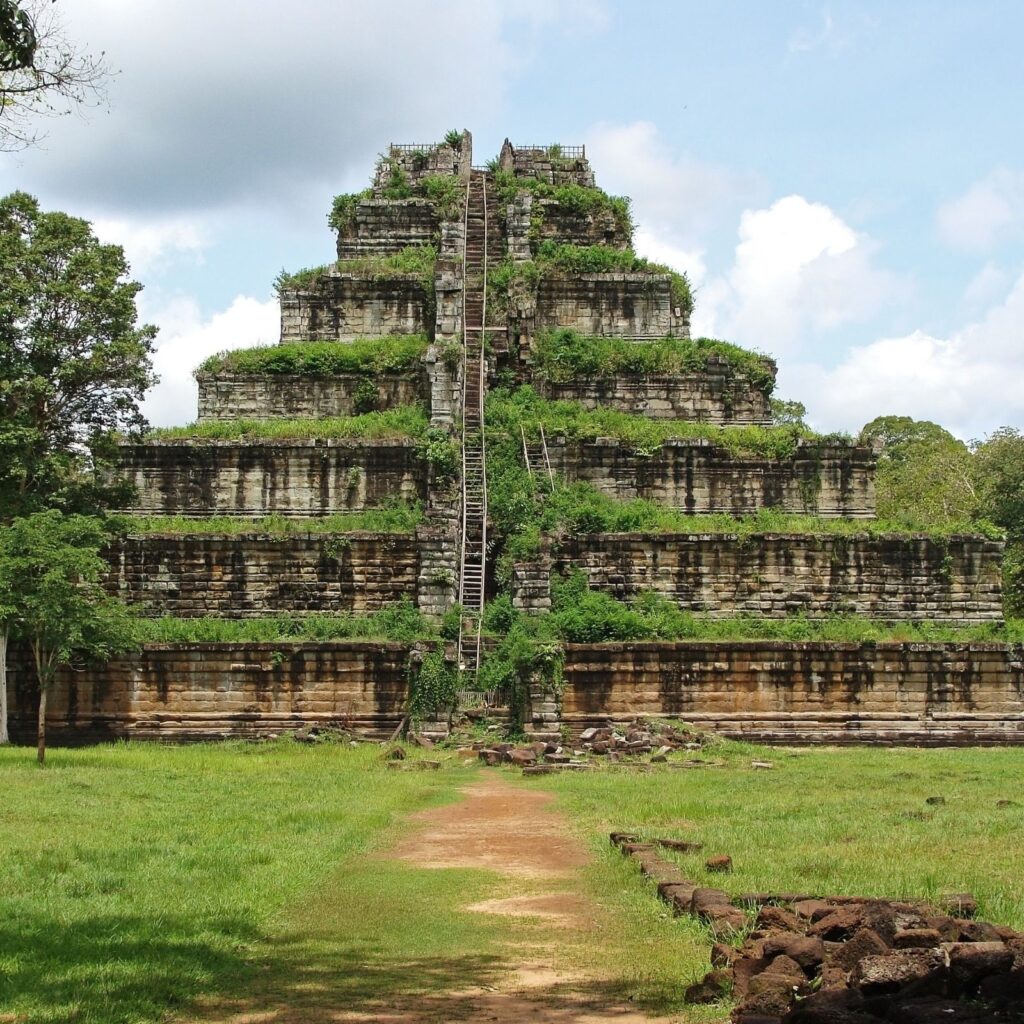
[707,854,733,873]
[942,940,1013,990]
[684,968,733,1004]
[851,949,945,998]
[757,905,805,934]
[658,881,698,914]
[826,927,890,973]
[810,906,867,942]
[763,934,826,971]
[893,928,942,949]
[655,837,703,853]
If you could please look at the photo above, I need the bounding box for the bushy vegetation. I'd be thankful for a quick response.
[274,247,436,296]
[328,188,372,233]
[861,417,1024,614]
[123,503,424,536]
[488,242,692,317]
[136,600,433,644]
[197,337,428,377]
[146,406,429,441]
[492,170,634,240]
[420,175,463,220]
[272,264,330,293]
[533,328,776,394]
[488,385,834,458]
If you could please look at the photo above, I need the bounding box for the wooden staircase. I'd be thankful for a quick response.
[457,171,491,678]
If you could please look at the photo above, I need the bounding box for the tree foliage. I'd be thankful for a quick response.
[858,415,978,529]
[0,511,138,762]
[0,0,108,150]
[0,191,158,519]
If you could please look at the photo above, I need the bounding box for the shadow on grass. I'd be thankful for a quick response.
[0,910,261,1024]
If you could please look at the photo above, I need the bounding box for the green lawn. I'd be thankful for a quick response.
[2,740,1023,1023]
[533,739,1024,930]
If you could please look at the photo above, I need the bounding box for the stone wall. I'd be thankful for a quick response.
[536,274,690,338]
[5,642,411,742]
[105,533,422,616]
[537,361,773,424]
[556,641,1024,745]
[515,533,1004,622]
[117,438,426,516]
[336,198,439,259]
[546,439,876,517]
[195,372,426,422]
[279,273,431,342]
[498,140,596,187]
[532,197,630,249]
[376,136,472,191]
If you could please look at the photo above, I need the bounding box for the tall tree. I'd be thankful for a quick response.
[858,415,978,528]
[0,190,158,519]
[0,511,137,763]
[973,427,1024,616]
[0,0,108,150]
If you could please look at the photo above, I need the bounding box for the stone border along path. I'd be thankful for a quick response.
[374,778,679,1023]
[612,836,1024,1022]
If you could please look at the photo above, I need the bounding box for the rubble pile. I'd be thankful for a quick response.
[611,833,1024,1023]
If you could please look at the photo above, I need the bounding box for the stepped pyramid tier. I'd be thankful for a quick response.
[7,132,1021,747]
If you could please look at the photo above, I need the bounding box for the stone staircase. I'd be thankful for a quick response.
[457,171,491,678]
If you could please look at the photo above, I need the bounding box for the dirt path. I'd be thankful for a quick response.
[194,777,684,1024]
[368,777,679,1023]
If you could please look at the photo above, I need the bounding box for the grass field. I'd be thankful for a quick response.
[2,739,1023,1022]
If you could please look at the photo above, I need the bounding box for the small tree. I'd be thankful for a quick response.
[0,511,138,763]
[0,191,158,519]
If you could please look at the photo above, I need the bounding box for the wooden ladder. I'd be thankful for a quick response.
[457,171,491,678]
[520,422,555,488]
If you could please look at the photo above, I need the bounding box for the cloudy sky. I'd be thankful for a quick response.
[3,0,1023,439]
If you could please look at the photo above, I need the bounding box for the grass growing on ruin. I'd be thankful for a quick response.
[196,336,429,377]
[532,328,776,393]
[535,744,1024,932]
[135,601,435,643]
[146,405,429,441]
[487,385,841,459]
[124,503,424,536]
[0,742,486,1024]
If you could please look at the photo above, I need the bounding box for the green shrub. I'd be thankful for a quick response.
[147,406,429,441]
[197,337,429,377]
[328,189,372,233]
[125,504,424,536]
[421,175,464,220]
[137,600,432,643]
[273,265,330,294]
[409,643,459,720]
[532,329,775,394]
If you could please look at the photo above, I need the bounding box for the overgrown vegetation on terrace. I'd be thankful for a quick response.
[196,337,429,377]
[488,386,836,458]
[146,406,429,441]
[136,600,434,644]
[491,170,634,239]
[532,328,776,393]
[274,246,437,295]
[122,503,424,536]
[488,242,693,317]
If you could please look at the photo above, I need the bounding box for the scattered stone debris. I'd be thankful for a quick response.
[610,832,1023,1023]
[706,855,734,873]
[751,760,774,770]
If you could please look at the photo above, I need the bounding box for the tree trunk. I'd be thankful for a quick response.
[37,681,47,765]
[0,628,8,746]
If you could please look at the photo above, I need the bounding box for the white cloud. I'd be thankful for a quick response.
[963,261,1009,308]
[785,270,1024,438]
[141,295,279,427]
[695,195,903,355]
[585,120,759,244]
[937,168,1024,251]
[92,215,210,277]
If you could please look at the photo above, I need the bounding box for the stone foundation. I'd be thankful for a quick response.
[195,371,426,422]
[279,272,431,342]
[6,642,411,743]
[537,361,773,424]
[557,641,1024,745]
[546,439,876,517]
[518,533,1004,622]
[536,273,689,338]
[104,533,423,616]
[118,438,426,516]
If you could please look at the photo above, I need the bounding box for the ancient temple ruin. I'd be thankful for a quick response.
[8,132,1023,744]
